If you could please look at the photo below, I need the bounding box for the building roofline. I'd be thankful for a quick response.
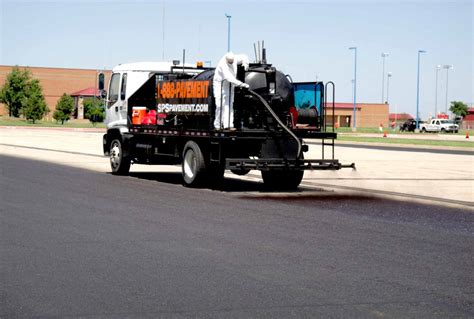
[0,64,111,72]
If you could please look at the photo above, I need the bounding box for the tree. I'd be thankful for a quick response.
[449,101,468,117]
[53,93,75,124]
[83,97,105,126]
[0,66,32,117]
[21,79,49,123]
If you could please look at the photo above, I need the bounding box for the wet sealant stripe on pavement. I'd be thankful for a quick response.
[246,173,474,208]
[301,181,474,208]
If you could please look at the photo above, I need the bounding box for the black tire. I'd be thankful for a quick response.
[421,128,426,133]
[441,128,446,133]
[182,141,207,187]
[231,168,251,176]
[454,130,459,134]
[261,170,304,190]
[109,139,131,175]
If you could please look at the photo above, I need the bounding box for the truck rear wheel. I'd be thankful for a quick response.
[182,141,207,187]
[110,139,130,175]
[261,170,304,190]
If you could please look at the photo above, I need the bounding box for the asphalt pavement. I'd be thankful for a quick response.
[1,154,473,318]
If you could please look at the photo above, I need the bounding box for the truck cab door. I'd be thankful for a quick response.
[105,72,128,128]
[428,120,435,131]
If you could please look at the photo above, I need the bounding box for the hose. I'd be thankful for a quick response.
[247,89,302,160]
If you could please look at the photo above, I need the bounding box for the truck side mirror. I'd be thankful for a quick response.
[100,89,107,99]
[98,73,105,91]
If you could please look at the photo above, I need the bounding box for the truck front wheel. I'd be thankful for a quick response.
[261,170,304,190]
[110,139,131,175]
[182,141,207,187]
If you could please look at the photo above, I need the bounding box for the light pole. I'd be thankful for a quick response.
[381,52,389,103]
[349,47,357,130]
[386,72,392,104]
[443,65,453,114]
[351,79,354,102]
[416,50,426,130]
[225,13,231,52]
[434,65,441,117]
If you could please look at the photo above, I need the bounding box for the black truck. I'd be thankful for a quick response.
[102,60,353,189]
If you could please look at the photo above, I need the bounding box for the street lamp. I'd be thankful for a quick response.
[381,52,389,103]
[416,49,427,130]
[434,65,441,117]
[349,47,357,130]
[225,13,232,52]
[443,65,453,114]
[386,72,392,104]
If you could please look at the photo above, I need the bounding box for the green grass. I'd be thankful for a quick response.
[338,135,474,148]
[0,116,105,128]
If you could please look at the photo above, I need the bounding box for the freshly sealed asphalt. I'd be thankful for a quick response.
[1,155,473,318]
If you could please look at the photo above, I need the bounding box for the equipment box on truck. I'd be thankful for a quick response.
[102,54,354,189]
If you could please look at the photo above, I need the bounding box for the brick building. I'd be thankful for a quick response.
[462,107,474,129]
[0,65,111,120]
[327,103,389,128]
[70,87,101,120]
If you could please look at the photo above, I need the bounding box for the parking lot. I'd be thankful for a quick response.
[1,126,473,318]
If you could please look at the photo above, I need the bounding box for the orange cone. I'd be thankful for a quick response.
[466,131,470,139]
[383,131,388,138]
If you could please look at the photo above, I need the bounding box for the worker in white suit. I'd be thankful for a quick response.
[213,52,250,130]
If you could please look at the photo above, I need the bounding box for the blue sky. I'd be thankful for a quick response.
[1,0,472,119]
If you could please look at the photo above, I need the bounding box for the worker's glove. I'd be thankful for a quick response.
[239,83,250,89]
[242,62,249,71]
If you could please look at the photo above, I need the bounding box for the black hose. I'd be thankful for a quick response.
[247,89,302,160]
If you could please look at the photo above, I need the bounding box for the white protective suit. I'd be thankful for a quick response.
[213,52,250,129]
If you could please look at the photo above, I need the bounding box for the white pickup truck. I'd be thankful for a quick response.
[420,119,459,133]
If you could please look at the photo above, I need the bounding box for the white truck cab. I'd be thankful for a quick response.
[104,62,176,129]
